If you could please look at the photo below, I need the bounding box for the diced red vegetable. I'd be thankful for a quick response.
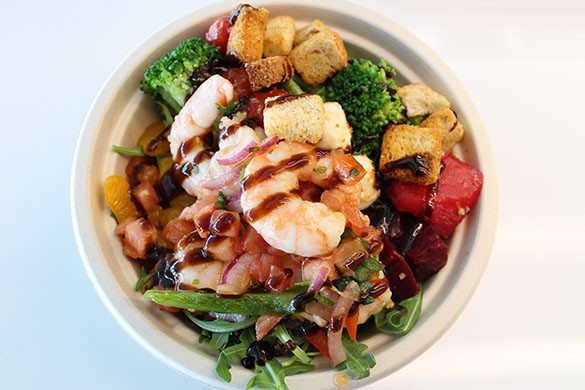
[205,16,231,55]
[345,308,359,342]
[162,218,195,246]
[386,154,483,238]
[131,182,160,212]
[305,328,330,359]
[243,88,289,127]
[119,217,157,259]
[221,67,252,100]
[405,223,448,282]
[125,157,159,186]
[379,237,420,300]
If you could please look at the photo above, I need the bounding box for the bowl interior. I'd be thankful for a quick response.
[72,1,497,388]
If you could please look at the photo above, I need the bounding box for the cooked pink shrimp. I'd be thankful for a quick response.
[168,74,233,158]
[240,142,348,257]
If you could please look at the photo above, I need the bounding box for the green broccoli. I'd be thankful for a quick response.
[141,38,221,121]
[319,59,405,164]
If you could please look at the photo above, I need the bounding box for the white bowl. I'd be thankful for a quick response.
[71,0,498,388]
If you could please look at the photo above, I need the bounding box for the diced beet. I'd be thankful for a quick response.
[430,154,483,238]
[363,201,403,239]
[380,237,420,300]
[405,223,448,282]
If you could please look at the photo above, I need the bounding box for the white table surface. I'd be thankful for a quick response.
[2,0,584,388]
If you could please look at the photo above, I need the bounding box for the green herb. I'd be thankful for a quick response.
[144,286,308,315]
[192,164,200,175]
[272,326,312,365]
[349,168,360,177]
[112,145,145,156]
[341,227,356,240]
[333,276,353,292]
[134,267,156,292]
[215,328,255,382]
[246,359,314,390]
[353,257,384,282]
[239,166,247,181]
[314,294,334,306]
[336,334,376,380]
[375,286,423,336]
[215,191,227,209]
[248,146,260,153]
[109,211,119,224]
[216,99,240,116]
[184,311,258,333]
[209,331,230,351]
[198,329,211,344]
[407,115,426,126]
[313,166,327,174]
[293,281,310,287]
[191,279,200,285]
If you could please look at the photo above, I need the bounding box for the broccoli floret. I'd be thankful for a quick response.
[319,59,405,163]
[141,38,221,120]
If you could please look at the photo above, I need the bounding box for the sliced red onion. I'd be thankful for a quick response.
[202,166,242,190]
[327,281,360,366]
[308,266,330,295]
[259,135,279,151]
[255,314,283,341]
[226,192,243,213]
[217,253,256,295]
[217,140,258,166]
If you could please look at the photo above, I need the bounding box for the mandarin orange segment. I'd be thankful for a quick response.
[138,121,170,157]
[104,175,137,223]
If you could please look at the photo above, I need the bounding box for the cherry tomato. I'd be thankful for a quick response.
[205,16,231,55]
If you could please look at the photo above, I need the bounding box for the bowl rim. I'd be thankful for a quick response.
[71,0,498,388]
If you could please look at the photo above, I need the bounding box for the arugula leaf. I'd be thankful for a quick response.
[184,311,258,333]
[216,100,240,116]
[209,331,230,351]
[246,359,314,390]
[375,287,423,336]
[134,267,156,292]
[215,328,255,383]
[272,326,312,365]
[336,335,376,380]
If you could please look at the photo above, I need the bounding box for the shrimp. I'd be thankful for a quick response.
[240,142,349,257]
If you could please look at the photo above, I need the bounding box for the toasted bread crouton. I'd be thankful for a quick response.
[245,56,294,91]
[227,5,269,63]
[421,107,464,152]
[294,19,328,46]
[379,124,442,185]
[289,30,348,86]
[263,94,324,143]
[316,102,352,151]
[264,16,296,57]
[398,83,451,118]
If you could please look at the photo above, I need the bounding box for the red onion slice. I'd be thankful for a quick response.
[259,135,279,151]
[255,314,283,341]
[308,266,330,295]
[327,281,360,366]
[217,140,258,166]
[202,166,242,190]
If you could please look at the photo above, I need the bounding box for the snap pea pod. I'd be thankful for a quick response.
[143,287,307,315]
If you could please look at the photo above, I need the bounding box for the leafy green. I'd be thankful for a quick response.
[280,77,305,95]
[375,287,423,336]
[272,326,312,365]
[217,99,241,116]
[215,191,227,209]
[143,286,307,315]
[318,59,404,163]
[209,331,230,351]
[246,359,314,390]
[184,311,258,333]
[112,145,145,157]
[134,267,156,292]
[215,328,255,383]
[336,335,376,380]
[141,38,221,119]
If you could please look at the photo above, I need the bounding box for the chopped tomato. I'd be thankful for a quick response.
[131,182,160,212]
[222,67,252,100]
[333,153,366,184]
[205,16,231,55]
[386,154,483,238]
[305,328,330,359]
[345,308,359,342]
[125,157,159,186]
[162,218,195,246]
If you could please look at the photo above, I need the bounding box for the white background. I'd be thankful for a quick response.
[2,0,584,388]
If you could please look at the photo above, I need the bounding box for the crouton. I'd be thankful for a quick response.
[245,56,294,91]
[379,124,442,185]
[289,30,348,86]
[398,83,451,118]
[421,107,464,152]
[227,5,269,63]
[263,94,324,143]
[316,102,352,151]
[294,19,328,46]
[264,16,296,57]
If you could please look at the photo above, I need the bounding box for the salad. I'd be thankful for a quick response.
[104,4,483,389]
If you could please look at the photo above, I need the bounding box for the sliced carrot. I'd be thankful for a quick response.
[345,308,359,342]
[104,175,137,223]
